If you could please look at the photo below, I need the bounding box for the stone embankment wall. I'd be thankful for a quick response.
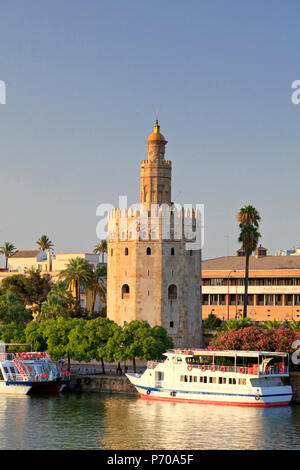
[68,373,138,394]
[67,369,300,403]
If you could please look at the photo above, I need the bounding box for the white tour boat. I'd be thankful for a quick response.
[0,349,70,395]
[126,349,293,407]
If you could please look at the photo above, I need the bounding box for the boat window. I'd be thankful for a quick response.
[218,377,226,385]
[209,377,217,384]
[229,378,236,385]
[9,367,16,374]
[0,369,3,380]
[239,378,247,385]
[172,357,183,364]
[157,372,164,381]
[3,367,8,374]
[193,376,197,382]
[199,376,207,383]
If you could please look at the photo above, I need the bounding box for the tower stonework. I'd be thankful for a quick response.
[107,123,202,348]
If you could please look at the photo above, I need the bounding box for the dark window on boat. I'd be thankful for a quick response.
[218,377,226,385]
[200,376,207,383]
[3,367,8,374]
[193,376,197,382]
[9,367,16,374]
[229,378,237,385]
[157,372,164,381]
[209,377,216,384]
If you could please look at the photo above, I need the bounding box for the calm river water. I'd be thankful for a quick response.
[0,392,300,450]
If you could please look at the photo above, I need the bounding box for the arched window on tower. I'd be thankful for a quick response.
[146,247,151,255]
[125,247,129,256]
[171,247,175,256]
[122,284,130,299]
[168,284,177,300]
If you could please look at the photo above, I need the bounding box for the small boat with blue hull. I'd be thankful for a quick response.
[0,350,70,395]
[126,349,293,407]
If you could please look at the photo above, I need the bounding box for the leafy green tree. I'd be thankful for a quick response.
[25,321,47,351]
[67,317,118,373]
[59,258,93,305]
[0,291,32,326]
[93,240,107,264]
[0,242,17,270]
[139,325,173,363]
[40,281,76,320]
[42,317,79,369]
[23,269,53,317]
[0,274,27,300]
[204,313,222,329]
[0,270,52,318]
[0,322,26,350]
[237,205,261,319]
[36,235,53,252]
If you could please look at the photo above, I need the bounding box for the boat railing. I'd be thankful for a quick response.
[188,364,288,375]
[147,360,163,369]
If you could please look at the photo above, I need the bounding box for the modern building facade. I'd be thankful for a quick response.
[107,122,202,348]
[202,253,300,321]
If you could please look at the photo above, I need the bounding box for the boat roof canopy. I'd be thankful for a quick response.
[165,349,289,358]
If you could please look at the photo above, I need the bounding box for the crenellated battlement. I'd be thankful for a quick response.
[107,205,200,242]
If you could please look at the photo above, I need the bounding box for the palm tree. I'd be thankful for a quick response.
[238,224,261,319]
[59,258,94,305]
[90,265,107,315]
[237,205,261,228]
[0,242,17,270]
[93,240,107,263]
[36,235,54,252]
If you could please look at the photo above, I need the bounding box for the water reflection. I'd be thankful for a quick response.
[0,393,299,449]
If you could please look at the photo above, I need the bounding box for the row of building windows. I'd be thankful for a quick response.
[203,278,300,286]
[121,284,178,300]
[203,294,300,306]
[179,375,247,385]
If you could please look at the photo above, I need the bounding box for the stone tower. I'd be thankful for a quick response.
[107,122,202,348]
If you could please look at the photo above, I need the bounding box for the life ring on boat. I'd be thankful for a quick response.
[239,367,245,374]
[146,389,151,395]
[201,365,206,372]
[255,394,260,401]
[27,353,32,360]
[64,371,70,377]
[20,353,27,360]
[210,366,216,372]
[220,366,226,373]
[187,365,193,371]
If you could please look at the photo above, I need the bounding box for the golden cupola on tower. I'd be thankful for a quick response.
[146,120,168,161]
[141,121,172,210]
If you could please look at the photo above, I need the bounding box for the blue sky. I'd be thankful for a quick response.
[0,0,300,262]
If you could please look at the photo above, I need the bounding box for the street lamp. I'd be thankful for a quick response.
[227,270,236,321]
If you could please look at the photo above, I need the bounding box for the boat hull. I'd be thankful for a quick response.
[0,381,32,395]
[28,380,69,394]
[131,383,292,408]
